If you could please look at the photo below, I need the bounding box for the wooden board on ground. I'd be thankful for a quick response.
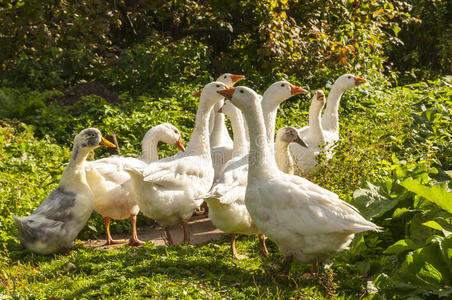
[83,216,226,250]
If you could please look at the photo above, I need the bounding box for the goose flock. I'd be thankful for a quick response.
[14,73,381,275]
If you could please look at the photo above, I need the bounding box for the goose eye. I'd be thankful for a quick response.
[281,84,285,87]
[174,130,178,134]
[239,89,244,93]
[216,84,220,88]
[348,76,351,79]
[224,75,227,79]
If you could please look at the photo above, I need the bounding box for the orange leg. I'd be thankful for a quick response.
[128,215,144,247]
[258,234,268,257]
[104,217,122,245]
[231,234,238,259]
[164,227,174,245]
[312,261,319,276]
[182,218,190,244]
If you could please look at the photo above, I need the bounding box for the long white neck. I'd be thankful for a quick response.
[186,99,212,157]
[274,140,294,174]
[140,128,160,163]
[208,108,215,135]
[244,104,278,182]
[242,112,250,143]
[210,101,233,148]
[60,144,91,190]
[226,111,248,158]
[321,83,345,132]
[307,102,326,145]
[261,99,280,144]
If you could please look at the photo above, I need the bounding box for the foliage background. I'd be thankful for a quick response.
[0,0,451,298]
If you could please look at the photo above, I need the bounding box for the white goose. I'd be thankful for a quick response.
[220,85,381,275]
[290,74,366,175]
[85,123,185,246]
[210,73,245,180]
[288,91,326,175]
[14,128,116,254]
[275,126,308,174]
[125,81,229,244]
[204,100,262,259]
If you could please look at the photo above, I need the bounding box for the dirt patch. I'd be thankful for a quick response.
[83,215,227,250]
[50,82,121,106]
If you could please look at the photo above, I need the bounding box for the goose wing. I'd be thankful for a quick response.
[141,156,213,193]
[249,175,380,236]
[207,156,248,205]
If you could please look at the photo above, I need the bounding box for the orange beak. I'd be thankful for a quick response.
[354,77,366,86]
[192,90,202,98]
[316,91,325,101]
[175,136,185,152]
[217,87,235,100]
[99,137,116,148]
[230,74,245,84]
[290,84,308,95]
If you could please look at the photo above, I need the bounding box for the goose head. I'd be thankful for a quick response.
[200,81,230,107]
[217,86,260,113]
[262,81,308,106]
[74,128,116,150]
[334,74,366,90]
[211,74,245,111]
[155,123,185,152]
[276,127,308,148]
[313,90,325,106]
[193,74,245,98]
[217,73,245,87]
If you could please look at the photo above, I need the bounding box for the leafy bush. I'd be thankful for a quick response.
[387,0,452,83]
[0,88,60,119]
[346,77,452,298]
[353,160,452,298]
[2,0,438,92]
[97,39,212,95]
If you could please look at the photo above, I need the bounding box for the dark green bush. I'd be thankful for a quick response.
[387,0,452,83]
[3,0,442,92]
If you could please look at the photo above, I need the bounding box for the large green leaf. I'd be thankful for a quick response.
[416,262,442,286]
[437,236,452,277]
[384,239,419,255]
[352,182,399,219]
[400,178,452,214]
[422,219,452,237]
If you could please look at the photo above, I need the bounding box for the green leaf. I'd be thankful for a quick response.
[87,224,98,232]
[384,239,419,255]
[422,220,452,237]
[416,262,442,286]
[400,178,452,214]
[422,221,444,232]
[438,235,452,273]
[392,207,411,218]
[353,182,399,219]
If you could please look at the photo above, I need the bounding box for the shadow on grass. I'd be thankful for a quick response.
[6,236,338,298]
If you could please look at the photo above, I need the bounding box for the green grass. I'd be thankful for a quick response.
[0,76,451,298]
[2,237,346,299]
